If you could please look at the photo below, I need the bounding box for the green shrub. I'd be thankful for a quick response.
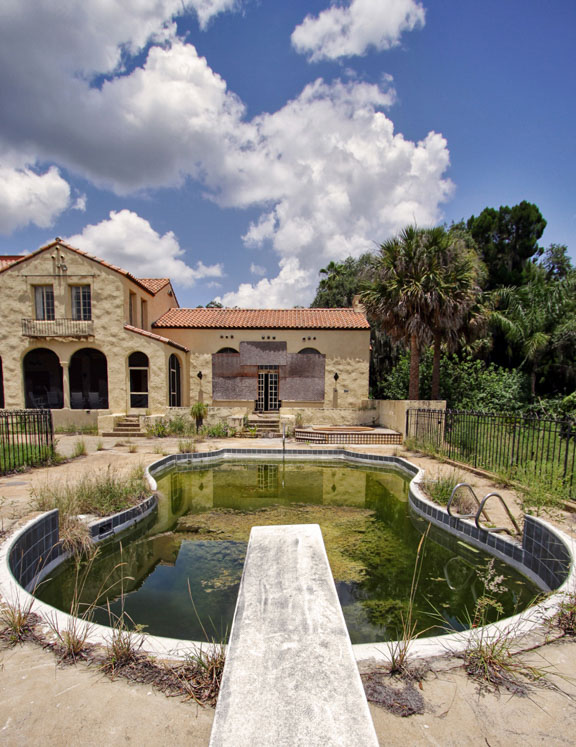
[202,422,236,438]
[378,351,530,412]
[146,421,168,438]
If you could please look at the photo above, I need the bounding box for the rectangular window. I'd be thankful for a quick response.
[34,286,55,320]
[129,292,137,325]
[71,285,91,320]
[141,299,148,329]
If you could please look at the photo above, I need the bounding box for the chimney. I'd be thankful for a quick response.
[352,294,365,313]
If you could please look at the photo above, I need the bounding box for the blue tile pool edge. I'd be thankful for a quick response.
[0,448,574,665]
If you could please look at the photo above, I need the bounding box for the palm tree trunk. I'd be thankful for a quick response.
[408,333,420,400]
[431,332,441,400]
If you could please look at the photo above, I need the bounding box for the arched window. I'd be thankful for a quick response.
[23,348,63,408]
[298,347,322,355]
[128,352,149,408]
[216,347,238,354]
[168,354,181,407]
[69,348,108,409]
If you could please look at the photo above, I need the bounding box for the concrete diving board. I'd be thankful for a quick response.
[209,524,378,747]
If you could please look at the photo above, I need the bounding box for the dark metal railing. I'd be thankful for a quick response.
[0,409,54,475]
[22,318,94,337]
[406,408,576,493]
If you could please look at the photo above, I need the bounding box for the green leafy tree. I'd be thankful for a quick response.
[541,243,573,280]
[467,201,546,289]
[491,265,576,397]
[311,254,373,308]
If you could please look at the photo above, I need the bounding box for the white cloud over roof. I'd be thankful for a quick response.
[0,0,451,306]
[66,210,222,286]
[0,164,71,234]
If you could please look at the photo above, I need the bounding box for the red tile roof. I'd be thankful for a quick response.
[153,307,370,330]
[124,324,189,351]
[136,278,171,294]
[0,240,175,298]
[0,255,22,269]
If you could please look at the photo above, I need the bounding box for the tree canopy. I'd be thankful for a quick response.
[466,201,546,289]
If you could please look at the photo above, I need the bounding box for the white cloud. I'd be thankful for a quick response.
[217,258,313,308]
[73,194,87,212]
[250,263,266,276]
[292,0,425,61]
[0,164,71,234]
[0,2,452,306]
[66,210,222,285]
[188,0,240,30]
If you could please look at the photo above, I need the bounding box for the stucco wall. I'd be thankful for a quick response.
[0,245,180,415]
[376,400,446,435]
[169,328,369,409]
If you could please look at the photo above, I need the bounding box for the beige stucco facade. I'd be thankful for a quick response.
[161,327,369,411]
[0,240,371,428]
[0,242,185,420]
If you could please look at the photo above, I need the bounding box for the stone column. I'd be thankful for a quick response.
[60,360,70,409]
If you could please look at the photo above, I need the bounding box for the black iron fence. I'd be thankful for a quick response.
[406,408,576,493]
[0,409,54,475]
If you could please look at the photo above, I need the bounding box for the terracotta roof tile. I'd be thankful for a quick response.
[124,324,189,352]
[153,307,370,330]
[0,255,23,269]
[136,278,171,294]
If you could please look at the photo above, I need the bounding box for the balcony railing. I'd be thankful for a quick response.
[22,318,94,337]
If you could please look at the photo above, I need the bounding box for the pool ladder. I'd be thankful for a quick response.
[447,483,522,536]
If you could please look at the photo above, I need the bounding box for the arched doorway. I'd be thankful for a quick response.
[23,349,63,408]
[128,352,149,409]
[69,348,109,409]
[168,354,181,407]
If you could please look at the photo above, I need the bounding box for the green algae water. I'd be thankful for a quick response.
[37,460,539,644]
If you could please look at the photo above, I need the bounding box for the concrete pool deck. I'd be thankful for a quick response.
[1,435,576,745]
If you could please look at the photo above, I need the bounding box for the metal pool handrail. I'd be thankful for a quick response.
[474,492,522,536]
[447,482,491,522]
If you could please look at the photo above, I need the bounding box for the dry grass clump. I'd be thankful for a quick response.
[58,514,94,557]
[553,591,576,636]
[33,465,149,517]
[0,597,41,645]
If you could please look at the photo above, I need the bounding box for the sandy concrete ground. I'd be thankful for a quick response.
[1,435,576,745]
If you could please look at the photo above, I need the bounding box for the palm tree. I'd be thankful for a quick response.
[425,226,484,398]
[361,226,483,400]
[361,226,432,399]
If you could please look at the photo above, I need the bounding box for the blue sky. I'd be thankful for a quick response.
[0,0,574,308]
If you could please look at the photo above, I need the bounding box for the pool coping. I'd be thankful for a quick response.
[0,447,575,664]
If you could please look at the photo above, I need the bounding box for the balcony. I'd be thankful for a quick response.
[22,318,94,338]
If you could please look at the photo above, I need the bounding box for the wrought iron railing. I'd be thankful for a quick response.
[21,318,94,337]
[0,409,54,475]
[406,408,576,492]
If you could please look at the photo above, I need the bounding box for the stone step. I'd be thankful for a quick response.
[100,431,148,438]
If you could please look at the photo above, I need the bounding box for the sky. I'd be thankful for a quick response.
[0,0,574,308]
